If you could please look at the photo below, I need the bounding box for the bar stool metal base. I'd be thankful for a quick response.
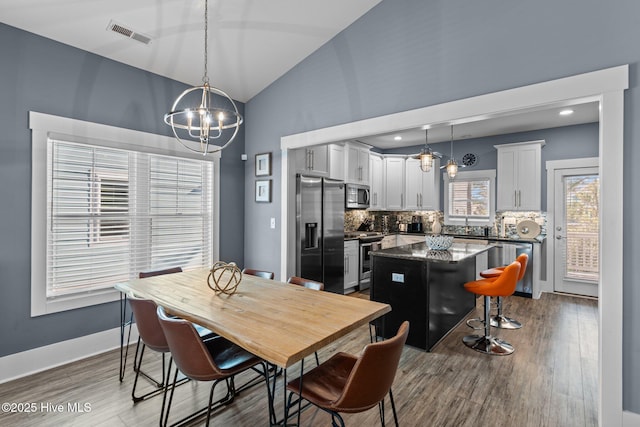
[463,335,514,355]
[465,317,484,330]
[490,314,522,330]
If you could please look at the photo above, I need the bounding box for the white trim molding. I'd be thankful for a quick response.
[0,325,139,385]
[29,112,221,316]
[624,410,640,427]
[280,65,628,427]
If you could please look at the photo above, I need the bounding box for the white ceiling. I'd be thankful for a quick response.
[0,0,382,103]
[2,0,599,145]
[357,101,599,150]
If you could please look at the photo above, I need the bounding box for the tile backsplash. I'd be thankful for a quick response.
[346,209,547,238]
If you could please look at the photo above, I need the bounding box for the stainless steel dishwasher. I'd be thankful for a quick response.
[487,241,533,297]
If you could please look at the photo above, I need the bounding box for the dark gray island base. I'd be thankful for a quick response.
[371,242,494,351]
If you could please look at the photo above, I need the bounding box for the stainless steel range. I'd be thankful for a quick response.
[344,231,383,290]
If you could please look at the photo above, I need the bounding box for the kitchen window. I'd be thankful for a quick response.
[444,170,496,226]
[30,112,220,316]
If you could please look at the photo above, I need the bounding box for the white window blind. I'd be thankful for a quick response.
[48,139,213,298]
[444,170,495,226]
[448,178,491,220]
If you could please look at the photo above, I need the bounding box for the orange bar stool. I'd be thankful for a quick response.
[480,253,529,330]
[462,261,521,355]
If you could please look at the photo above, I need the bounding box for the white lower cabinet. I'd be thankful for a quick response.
[344,240,359,293]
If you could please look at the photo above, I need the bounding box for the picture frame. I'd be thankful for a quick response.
[255,152,272,176]
[255,179,272,203]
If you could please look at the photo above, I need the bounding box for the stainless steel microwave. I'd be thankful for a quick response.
[345,184,370,209]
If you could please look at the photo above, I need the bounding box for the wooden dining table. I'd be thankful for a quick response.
[115,267,391,425]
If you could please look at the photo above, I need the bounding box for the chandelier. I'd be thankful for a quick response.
[164,0,243,155]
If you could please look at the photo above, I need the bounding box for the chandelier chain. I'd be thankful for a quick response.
[203,0,209,84]
[450,125,454,158]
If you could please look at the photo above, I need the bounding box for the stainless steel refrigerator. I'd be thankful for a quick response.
[296,175,345,294]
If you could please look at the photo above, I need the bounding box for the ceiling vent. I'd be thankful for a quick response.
[107,20,152,45]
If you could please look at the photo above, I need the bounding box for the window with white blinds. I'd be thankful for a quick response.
[48,139,213,298]
[444,170,495,226]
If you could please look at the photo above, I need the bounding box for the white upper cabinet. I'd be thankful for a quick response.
[369,153,384,210]
[294,145,329,176]
[328,143,345,180]
[404,157,441,210]
[345,142,370,185]
[384,156,405,210]
[495,140,545,211]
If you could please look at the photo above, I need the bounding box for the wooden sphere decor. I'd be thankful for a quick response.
[207,261,242,295]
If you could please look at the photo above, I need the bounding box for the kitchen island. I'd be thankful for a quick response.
[371,241,493,351]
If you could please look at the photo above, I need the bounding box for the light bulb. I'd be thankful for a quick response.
[420,152,433,172]
[446,160,458,179]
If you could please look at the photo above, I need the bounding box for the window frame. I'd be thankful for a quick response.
[443,169,496,226]
[30,111,221,316]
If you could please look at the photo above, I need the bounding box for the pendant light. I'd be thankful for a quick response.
[418,128,434,172]
[446,125,459,179]
[164,0,243,155]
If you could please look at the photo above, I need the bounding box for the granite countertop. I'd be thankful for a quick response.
[383,231,545,244]
[444,233,546,244]
[345,231,545,244]
[371,242,494,263]
[444,234,547,243]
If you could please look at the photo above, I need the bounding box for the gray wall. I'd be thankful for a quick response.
[243,0,639,412]
[386,122,600,211]
[0,23,245,357]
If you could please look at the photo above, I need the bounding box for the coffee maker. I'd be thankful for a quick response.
[409,215,423,233]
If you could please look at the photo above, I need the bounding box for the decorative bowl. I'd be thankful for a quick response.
[425,234,453,251]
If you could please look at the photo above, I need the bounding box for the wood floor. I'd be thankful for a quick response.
[0,292,597,427]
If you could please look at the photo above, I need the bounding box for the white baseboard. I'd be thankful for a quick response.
[624,410,640,427]
[0,324,139,384]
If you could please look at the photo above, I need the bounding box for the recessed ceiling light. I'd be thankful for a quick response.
[394,136,402,141]
[559,109,574,116]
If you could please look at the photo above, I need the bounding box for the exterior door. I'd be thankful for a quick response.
[553,167,599,297]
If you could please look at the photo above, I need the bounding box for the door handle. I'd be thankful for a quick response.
[556,235,563,240]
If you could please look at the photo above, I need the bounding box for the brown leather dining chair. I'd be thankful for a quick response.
[157,306,273,427]
[287,276,324,291]
[138,266,183,278]
[121,267,186,381]
[242,268,275,280]
[128,297,176,403]
[285,321,409,427]
[127,267,216,403]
